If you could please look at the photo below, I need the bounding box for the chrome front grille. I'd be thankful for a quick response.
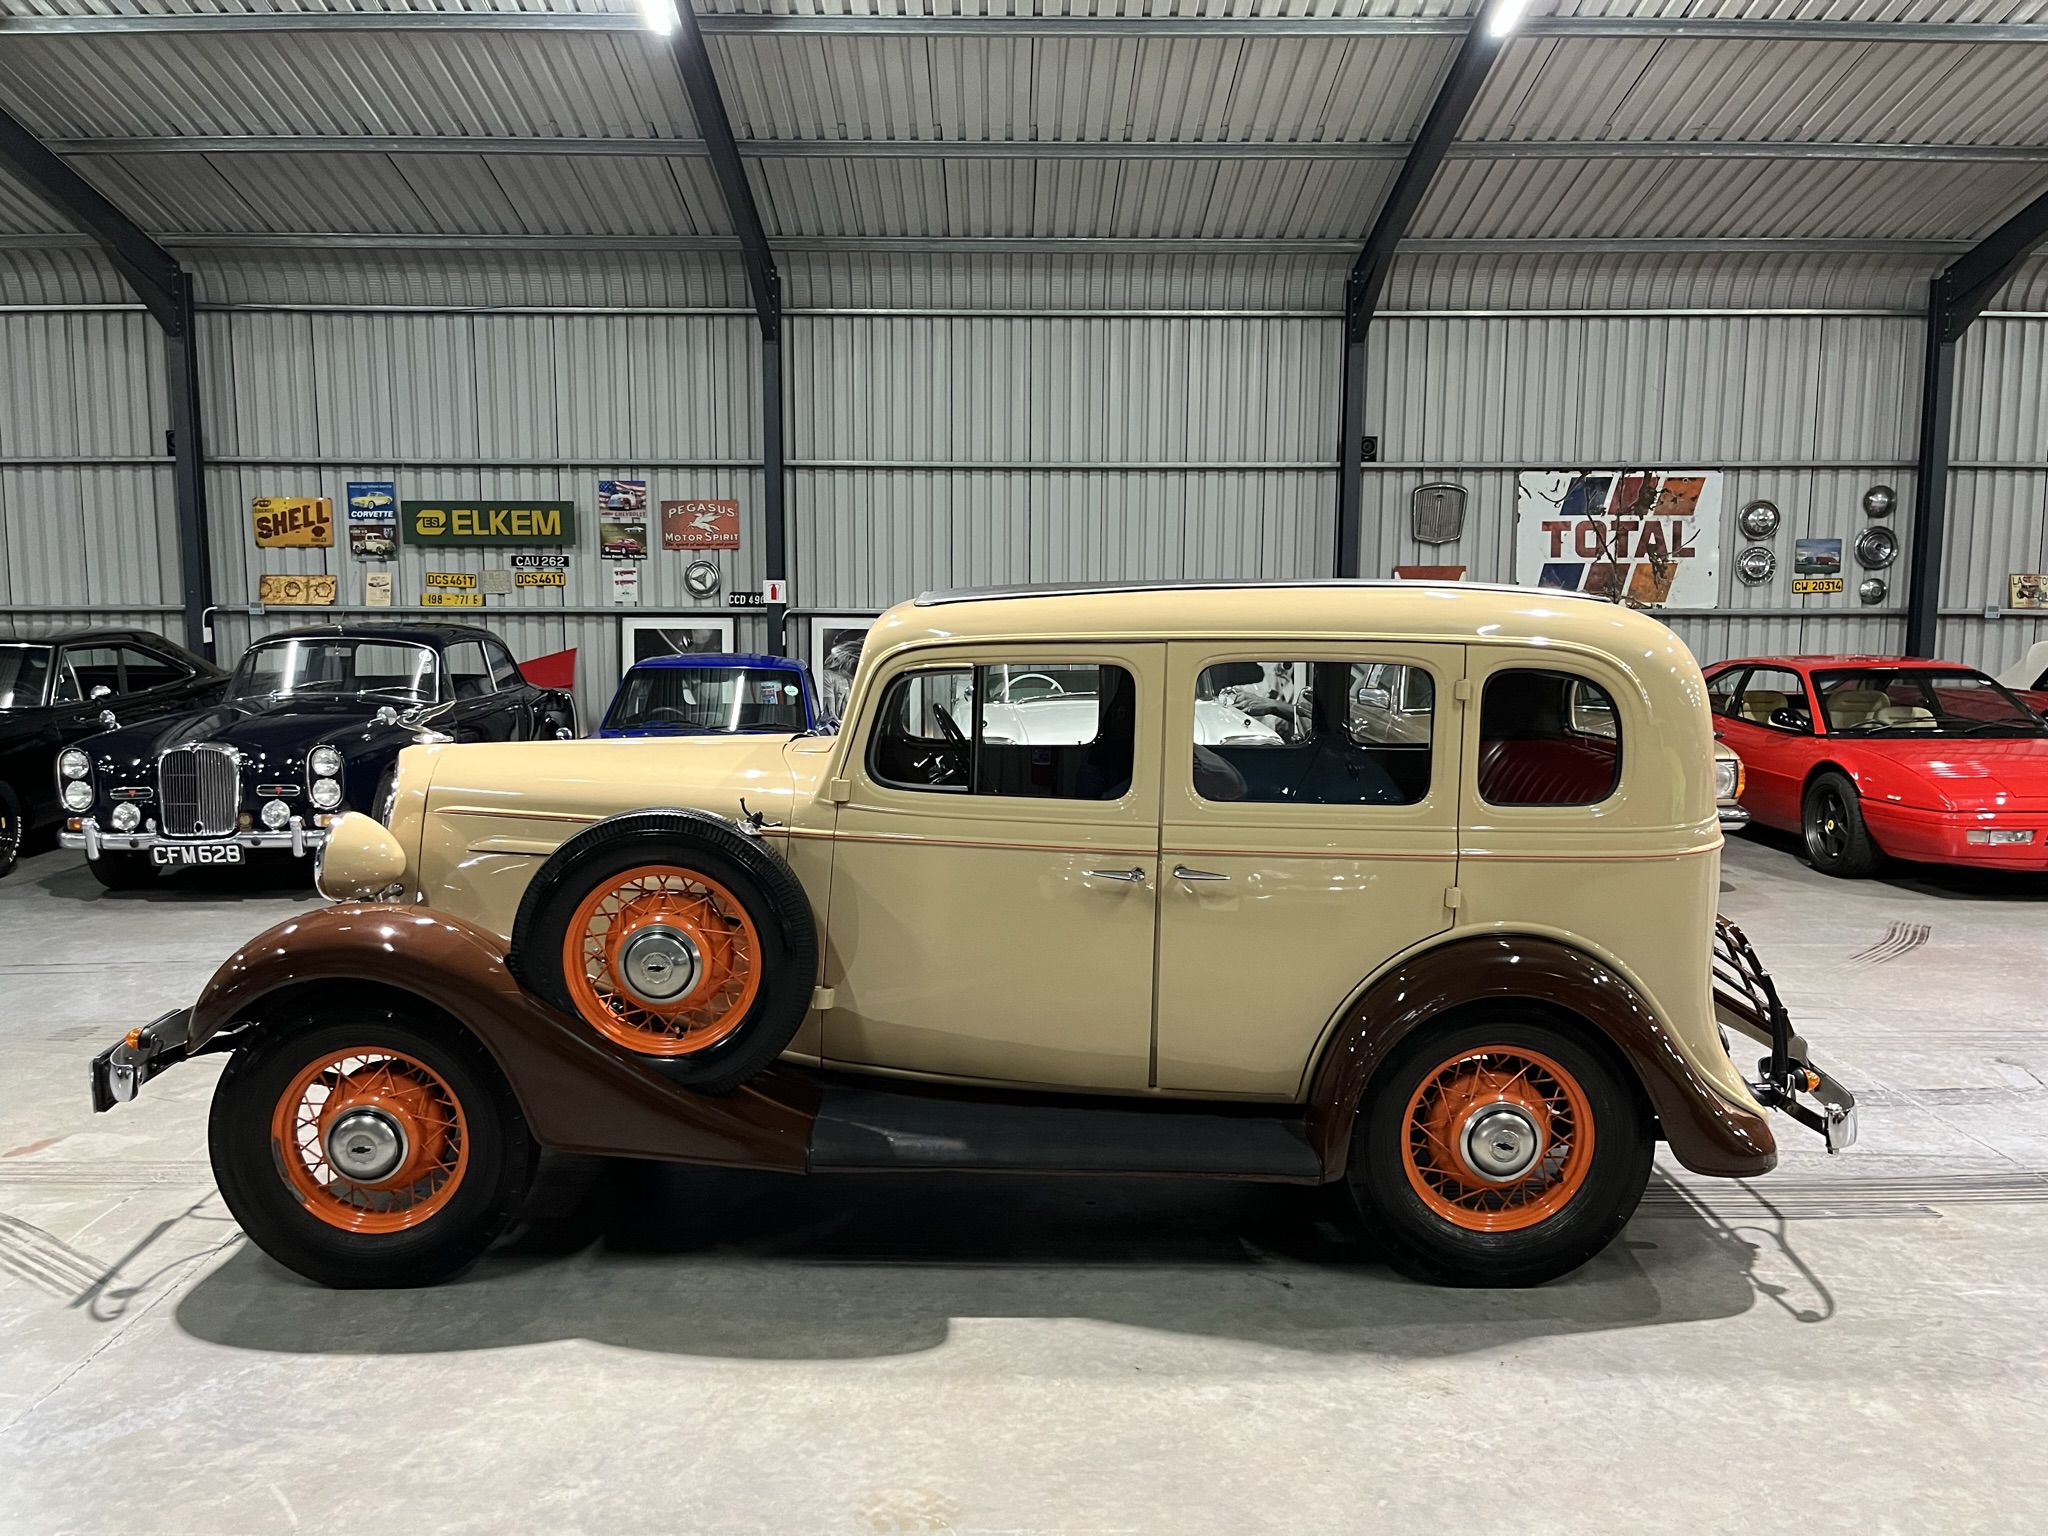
[158,746,239,839]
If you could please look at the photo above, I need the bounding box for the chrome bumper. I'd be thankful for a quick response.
[90,1007,194,1112]
[1718,803,1751,830]
[1713,917,1858,1153]
[61,816,326,859]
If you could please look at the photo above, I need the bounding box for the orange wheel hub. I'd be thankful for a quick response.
[1401,1045,1594,1233]
[561,864,762,1056]
[269,1048,468,1233]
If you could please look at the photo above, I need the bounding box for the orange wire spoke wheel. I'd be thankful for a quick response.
[560,864,763,1056]
[1401,1045,1595,1233]
[269,1048,469,1234]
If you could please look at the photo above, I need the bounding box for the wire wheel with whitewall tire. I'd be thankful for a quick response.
[1346,1013,1653,1288]
[509,810,819,1095]
[88,849,156,890]
[209,1002,535,1289]
[0,782,21,878]
[1803,770,1882,878]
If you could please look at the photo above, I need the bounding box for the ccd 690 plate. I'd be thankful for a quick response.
[150,843,244,867]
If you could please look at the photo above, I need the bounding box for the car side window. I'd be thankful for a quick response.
[57,646,121,701]
[869,663,1137,801]
[487,643,524,691]
[1478,669,1622,807]
[1735,667,1812,733]
[115,644,186,693]
[446,642,495,701]
[1190,659,1432,806]
[1706,668,1746,718]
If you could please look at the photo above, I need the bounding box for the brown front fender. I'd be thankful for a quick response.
[190,904,816,1171]
[1306,934,1777,1180]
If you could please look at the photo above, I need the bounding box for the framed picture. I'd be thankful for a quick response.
[620,617,736,678]
[810,616,877,723]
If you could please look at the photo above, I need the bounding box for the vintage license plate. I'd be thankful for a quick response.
[150,843,244,867]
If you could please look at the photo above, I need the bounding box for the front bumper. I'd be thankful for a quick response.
[1867,801,2048,871]
[1717,802,1751,830]
[90,1007,195,1112]
[61,816,326,860]
[1713,917,1858,1153]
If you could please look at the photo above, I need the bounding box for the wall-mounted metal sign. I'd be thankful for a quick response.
[253,496,333,549]
[401,502,575,547]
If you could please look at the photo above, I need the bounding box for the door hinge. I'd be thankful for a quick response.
[1453,678,1473,703]
[1444,885,1462,912]
[826,778,852,803]
[811,986,836,1012]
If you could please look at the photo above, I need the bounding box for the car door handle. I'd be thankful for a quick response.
[1172,865,1230,882]
[1083,867,1147,883]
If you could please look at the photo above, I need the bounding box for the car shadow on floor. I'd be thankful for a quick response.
[29,851,319,904]
[176,1159,1781,1363]
[1730,823,2048,901]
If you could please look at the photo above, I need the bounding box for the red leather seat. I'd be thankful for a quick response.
[1478,737,1618,806]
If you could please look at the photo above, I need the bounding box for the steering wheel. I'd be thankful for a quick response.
[639,705,694,725]
[932,704,969,745]
[1003,672,1066,702]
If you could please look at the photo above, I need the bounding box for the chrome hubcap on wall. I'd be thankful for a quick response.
[616,925,702,1007]
[326,1108,407,1184]
[1460,1105,1545,1182]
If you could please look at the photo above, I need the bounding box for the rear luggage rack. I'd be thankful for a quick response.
[1713,916,1858,1152]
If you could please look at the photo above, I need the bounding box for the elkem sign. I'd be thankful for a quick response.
[401,502,575,547]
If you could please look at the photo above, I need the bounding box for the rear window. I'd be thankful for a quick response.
[1478,669,1622,807]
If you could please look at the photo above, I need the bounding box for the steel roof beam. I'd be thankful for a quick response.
[1904,182,2048,657]
[4,14,2048,42]
[646,1,787,653]
[42,134,2048,165]
[0,106,214,658]
[1336,9,1510,580]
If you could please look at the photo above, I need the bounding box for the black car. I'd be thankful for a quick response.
[59,624,577,889]
[0,629,228,877]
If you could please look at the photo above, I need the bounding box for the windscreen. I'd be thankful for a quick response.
[607,665,809,734]
[230,639,438,705]
[1812,668,2047,738]
[0,646,51,710]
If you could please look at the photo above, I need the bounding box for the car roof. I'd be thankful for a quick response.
[629,652,804,670]
[249,623,501,649]
[1710,655,1982,672]
[1,626,179,648]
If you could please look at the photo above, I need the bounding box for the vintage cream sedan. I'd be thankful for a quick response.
[93,582,1854,1290]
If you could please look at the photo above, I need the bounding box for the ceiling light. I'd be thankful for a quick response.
[1487,0,1532,38]
[638,0,679,36]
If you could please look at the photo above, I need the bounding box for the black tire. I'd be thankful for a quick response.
[209,1003,535,1289]
[1346,1012,1653,1288]
[510,810,818,1095]
[1803,770,1882,877]
[0,782,21,879]
[88,850,156,890]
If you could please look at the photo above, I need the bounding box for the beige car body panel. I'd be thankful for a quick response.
[378,583,1757,1117]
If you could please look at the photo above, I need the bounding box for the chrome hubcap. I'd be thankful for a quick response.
[326,1109,407,1184]
[617,925,702,1007]
[1460,1105,1545,1182]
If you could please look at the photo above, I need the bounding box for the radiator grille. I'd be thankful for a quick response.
[158,747,238,839]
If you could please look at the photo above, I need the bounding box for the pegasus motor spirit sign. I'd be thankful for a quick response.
[1515,471,1723,610]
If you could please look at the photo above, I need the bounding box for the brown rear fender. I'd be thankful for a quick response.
[190,904,816,1170]
[1306,933,1776,1180]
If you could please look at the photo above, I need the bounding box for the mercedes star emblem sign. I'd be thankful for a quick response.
[683,560,721,600]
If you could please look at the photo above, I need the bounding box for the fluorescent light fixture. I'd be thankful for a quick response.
[1487,0,1533,38]
[638,0,679,36]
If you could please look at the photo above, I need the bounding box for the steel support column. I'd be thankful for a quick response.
[1336,11,1512,577]
[655,2,788,653]
[0,105,215,657]
[1905,184,2048,656]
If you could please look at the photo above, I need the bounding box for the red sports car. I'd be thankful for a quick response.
[1704,655,2048,877]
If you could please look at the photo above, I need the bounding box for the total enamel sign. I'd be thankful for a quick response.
[1515,470,1722,610]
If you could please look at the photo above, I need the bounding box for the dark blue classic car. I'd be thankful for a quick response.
[58,624,576,889]
[596,652,828,737]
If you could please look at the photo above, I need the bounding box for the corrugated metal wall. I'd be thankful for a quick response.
[3,248,2046,720]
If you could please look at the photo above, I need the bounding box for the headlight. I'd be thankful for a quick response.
[61,780,94,812]
[110,801,141,832]
[261,797,293,829]
[309,778,343,810]
[1713,756,1744,801]
[308,745,344,779]
[58,748,90,780]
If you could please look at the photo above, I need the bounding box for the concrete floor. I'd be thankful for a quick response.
[2,833,2046,1535]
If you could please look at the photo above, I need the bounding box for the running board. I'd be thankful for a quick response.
[809,1083,1324,1181]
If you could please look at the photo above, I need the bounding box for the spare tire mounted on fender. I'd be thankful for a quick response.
[509,809,818,1093]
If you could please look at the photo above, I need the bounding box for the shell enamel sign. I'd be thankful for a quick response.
[252,496,333,549]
